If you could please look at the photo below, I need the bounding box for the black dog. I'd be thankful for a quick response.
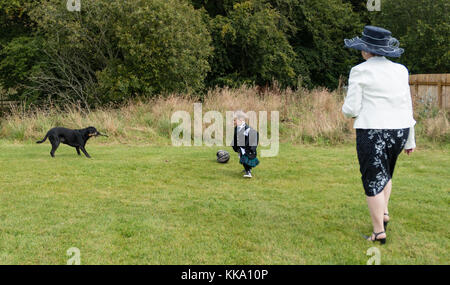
[36,126,107,158]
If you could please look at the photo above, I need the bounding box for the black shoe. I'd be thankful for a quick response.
[363,231,386,244]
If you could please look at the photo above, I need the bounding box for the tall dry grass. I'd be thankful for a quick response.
[0,86,448,145]
[418,111,449,143]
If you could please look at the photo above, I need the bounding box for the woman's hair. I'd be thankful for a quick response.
[233,110,248,121]
[364,51,381,57]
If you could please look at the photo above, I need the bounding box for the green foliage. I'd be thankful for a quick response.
[342,0,370,12]
[199,0,363,89]
[0,36,45,99]
[108,0,213,97]
[265,0,364,88]
[0,0,40,46]
[208,1,296,88]
[0,0,30,24]
[372,0,450,74]
[190,0,245,16]
[0,0,447,106]
[26,0,212,105]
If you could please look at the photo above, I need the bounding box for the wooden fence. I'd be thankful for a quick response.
[409,74,450,110]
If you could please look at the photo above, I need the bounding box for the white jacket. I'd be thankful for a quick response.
[342,56,416,149]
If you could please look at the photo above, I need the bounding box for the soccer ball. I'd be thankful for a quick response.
[216,150,230,163]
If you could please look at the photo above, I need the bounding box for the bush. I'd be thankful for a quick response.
[266,0,364,89]
[0,36,46,101]
[372,0,450,74]
[196,0,364,89]
[207,1,296,88]
[27,0,212,105]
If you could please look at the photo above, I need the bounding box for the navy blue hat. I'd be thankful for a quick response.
[344,26,404,58]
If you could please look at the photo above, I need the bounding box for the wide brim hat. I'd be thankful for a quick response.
[344,25,404,58]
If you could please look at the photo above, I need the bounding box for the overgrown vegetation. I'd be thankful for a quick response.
[371,0,450,74]
[0,1,448,144]
[2,0,447,107]
[1,87,448,145]
[1,0,212,105]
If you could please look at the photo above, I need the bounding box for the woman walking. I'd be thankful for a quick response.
[342,26,416,244]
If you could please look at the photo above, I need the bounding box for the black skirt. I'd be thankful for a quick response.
[356,128,409,197]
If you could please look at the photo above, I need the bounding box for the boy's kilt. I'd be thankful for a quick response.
[240,154,260,167]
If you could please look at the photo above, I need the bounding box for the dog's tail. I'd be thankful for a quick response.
[36,132,49,144]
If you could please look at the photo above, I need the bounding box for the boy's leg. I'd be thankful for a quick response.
[243,164,252,177]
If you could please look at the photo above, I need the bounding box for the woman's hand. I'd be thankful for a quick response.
[405,148,415,156]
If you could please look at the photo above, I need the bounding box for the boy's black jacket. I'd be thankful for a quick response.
[231,124,259,159]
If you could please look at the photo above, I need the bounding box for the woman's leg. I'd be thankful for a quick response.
[366,192,387,239]
[383,180,392,221]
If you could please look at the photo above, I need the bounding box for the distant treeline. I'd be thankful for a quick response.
[0,0,448,106]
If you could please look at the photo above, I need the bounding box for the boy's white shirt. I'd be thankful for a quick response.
[342,56,416,149]
[237,122,246,155]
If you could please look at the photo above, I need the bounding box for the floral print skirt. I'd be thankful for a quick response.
[356,128,409,197]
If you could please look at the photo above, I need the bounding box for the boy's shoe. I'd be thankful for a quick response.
[243,171,252,178]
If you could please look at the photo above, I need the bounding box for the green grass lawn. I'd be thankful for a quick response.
[0,141,448,264]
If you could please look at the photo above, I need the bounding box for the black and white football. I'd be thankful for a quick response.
[216,150,230,163]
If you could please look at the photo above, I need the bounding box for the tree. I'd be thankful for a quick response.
[0,36,44,100]
[372,0,450,74]
[265,0,364,89]
[25,0,212,105]
[0,1,47,102]
[207,1,296,88]
[190,0,244,17]
[196,0,364,89]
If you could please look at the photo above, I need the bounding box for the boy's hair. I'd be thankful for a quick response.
[233,110,248,121]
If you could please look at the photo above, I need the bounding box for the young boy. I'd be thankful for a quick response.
[232,110,259,178]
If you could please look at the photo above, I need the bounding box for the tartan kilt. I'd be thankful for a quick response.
[240,154,259,167]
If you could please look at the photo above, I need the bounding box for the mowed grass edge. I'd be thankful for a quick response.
[0,142,448,264]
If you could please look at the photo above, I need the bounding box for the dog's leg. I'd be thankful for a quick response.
[80,146,91,158]
[49,136,60,157]
[76,147,81,156]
